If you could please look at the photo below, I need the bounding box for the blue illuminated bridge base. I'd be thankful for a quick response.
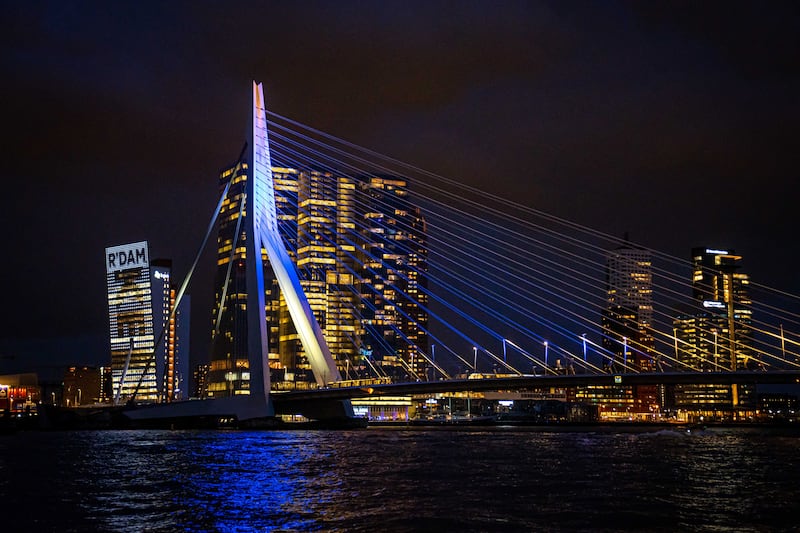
[31,371,799,430]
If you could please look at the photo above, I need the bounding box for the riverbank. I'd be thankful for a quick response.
[368,418,800,434]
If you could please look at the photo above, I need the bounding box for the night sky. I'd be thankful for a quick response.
[1,1,798,373]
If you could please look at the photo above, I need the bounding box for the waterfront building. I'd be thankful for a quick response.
[673,247,755,413]
[106,242,178,403]
[149,260,188,402]
[276,170,363,384]
[0,373,39,414]
[688,248,753,370]
[192,363,209,399]
[357,175,429,380]
[603,243,656,371]
[208,163,429,392]
[574,384,636,420]
[758,392,799,421]
[590,243,657,417]
[208,161,261,397]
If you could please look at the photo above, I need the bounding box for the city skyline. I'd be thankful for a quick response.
[206,149,431,395]
[1,2,798,370]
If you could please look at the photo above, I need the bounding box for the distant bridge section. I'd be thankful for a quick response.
[272,371,800,407]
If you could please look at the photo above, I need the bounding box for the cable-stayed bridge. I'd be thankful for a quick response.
[125,82,800,427]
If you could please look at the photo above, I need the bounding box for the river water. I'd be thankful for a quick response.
[1,427,798,532]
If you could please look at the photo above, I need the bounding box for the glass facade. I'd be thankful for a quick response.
[358,176,429,380]
[208,164,429,394]
[590,244,658,416]
[208,162,260,398]
[673,248,755,411]
[106,242,176,403]
[272,169,363,384]
[603,245,655,371]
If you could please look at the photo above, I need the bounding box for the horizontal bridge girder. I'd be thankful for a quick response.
[272,371,800,404]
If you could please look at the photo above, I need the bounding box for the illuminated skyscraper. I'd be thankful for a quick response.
[673,247,755,412]
[276,170,362,383]
[208,161,264,398]
[603,244,655,372]
[209,164,429,390]
[358,175,429,380]
[591,243,656,417]
[209,164,363,392]
[674,247,754,371]
[106,242,181,403]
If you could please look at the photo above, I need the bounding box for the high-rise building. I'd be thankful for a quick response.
[603,244,655,371]
[276,169,363,383]
[357,175,429,380]
[207,161,262,398]
[192,363,209,399]
[594,243,657,416]
[674,248,754,371]
[208,164,429,392]
[673,247,755,413]
[106,242,183,403]
[208,164,361,392]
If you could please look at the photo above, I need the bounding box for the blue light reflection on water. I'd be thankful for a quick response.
[1,428,799,532]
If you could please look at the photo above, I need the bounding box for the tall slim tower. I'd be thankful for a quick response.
[673,247,755,412]
[594,242,657,416]
[674,247,754,371]
[207,161,259,398]
[150,259,178,402]
[106,242,175,403]
[602,244,655,371]
[275,170,362,384]
[358,175,429,380]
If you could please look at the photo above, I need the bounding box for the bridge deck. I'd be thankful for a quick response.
[271,371,800,404]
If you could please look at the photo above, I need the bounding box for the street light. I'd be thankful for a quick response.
[543,341,549,368]
[780,324,786,360]
[713,329,719,370]
[673,328,679,361]
[622,337,628,368]
[473,346,478,373]
[502,339,507,365]
[582,333,588,362]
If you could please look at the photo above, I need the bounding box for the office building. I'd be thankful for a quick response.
[276,170,363,383]
[603,244,656,371]
[208,164,362,393]
[207,161,261,398]
[208,164,429,392]
[192,363,209,399]
[592,243,657,416]
[357,175,429,380]
[673,247,755,413]
[105,242,185,403]
[674,247,753,372]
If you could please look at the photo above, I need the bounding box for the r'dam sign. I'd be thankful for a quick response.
[106,241,149,273]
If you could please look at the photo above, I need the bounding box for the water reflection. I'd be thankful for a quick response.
[1,428,798,532]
